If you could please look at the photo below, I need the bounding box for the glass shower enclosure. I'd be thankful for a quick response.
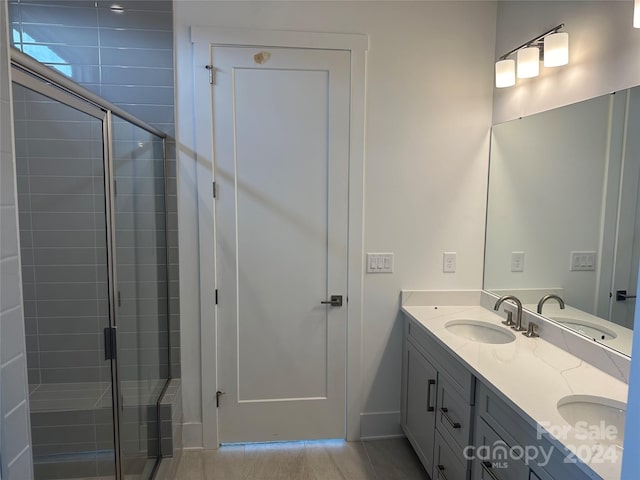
[11,49,170,479]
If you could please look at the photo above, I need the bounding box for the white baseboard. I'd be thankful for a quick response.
[182,422,204,449]
[359,411,403,439]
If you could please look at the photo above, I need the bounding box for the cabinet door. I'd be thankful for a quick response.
[404,341,438,474]
[472,417,529,480]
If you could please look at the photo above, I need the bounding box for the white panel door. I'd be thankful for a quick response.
[211,46,350,443]
[611,89,640,329]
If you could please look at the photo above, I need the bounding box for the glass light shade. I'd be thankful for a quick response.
[495,59,515,88]
[517,47,540,78]
[635,0,640,28]
[544,32,569,67]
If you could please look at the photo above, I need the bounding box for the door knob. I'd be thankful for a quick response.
[321,295,343,307]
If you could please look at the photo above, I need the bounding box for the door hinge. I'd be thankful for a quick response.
[215,289,218,305]
[104,326,117,360]
[117,290,121,307]
[113,179,117,196]
[212,181,217,198]
[216,390,226,408]
[205,65,216,85]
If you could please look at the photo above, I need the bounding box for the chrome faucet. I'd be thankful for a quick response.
[537,294,565,314]
[494,295,526,331]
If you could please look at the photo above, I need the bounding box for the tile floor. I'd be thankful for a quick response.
[161,437,428,480]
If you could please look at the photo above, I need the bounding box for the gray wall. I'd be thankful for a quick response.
[0,0,34,477]
[8,0,180,378]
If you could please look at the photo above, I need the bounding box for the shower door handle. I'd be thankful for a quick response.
[104,327,117,360]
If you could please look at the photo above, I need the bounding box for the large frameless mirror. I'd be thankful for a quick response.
[484,86,640,358]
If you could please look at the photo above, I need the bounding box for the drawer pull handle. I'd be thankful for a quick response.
[481,461,501,480]
[436,465,449,480]
[426,379,436,412]
[439,407,461,429]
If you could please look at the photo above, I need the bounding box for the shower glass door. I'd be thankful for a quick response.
[111,115,169,479]
[12,76,117,479]
[12,63,169,480]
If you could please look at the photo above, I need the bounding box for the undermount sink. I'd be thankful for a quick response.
[557,395,626,448]
[552,317,617,341]
[445,320,516,344]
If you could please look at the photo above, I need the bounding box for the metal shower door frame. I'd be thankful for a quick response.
[10,48,171,480]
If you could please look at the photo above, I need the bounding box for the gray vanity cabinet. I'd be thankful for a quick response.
[474,381,593,480]
[402,312,606,480]
[402,315,475,480]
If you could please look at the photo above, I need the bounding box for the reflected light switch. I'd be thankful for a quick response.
[570,251,596,271]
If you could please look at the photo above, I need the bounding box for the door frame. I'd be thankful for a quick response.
[191,27,368,448]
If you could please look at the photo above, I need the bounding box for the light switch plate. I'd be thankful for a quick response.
[366,253,394,273]
[570,251,596,271]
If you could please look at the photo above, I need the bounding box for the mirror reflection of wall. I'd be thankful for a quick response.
[484,86,640,357]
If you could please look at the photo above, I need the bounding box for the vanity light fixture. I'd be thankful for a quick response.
[495,59,516,88]
[635,0,640,28]
[544,32,569,67]
[495,24,568,88]
[517,47,540,78]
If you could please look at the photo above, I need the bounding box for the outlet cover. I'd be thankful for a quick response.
[511,251,525,272]
[443,252,456,273]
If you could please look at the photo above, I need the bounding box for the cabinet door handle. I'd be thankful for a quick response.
[436,465,449,480]
[426,379,436,412]
[439,407,461,429]
[481,461,501,480]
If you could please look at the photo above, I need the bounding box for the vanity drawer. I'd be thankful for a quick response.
[475,381,531,447]
[406,315,475,403]
[434,430,469,480]
[437,373,474,450]
[472,417,529,480]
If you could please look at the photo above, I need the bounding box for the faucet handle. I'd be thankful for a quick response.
[502,310,515,327]
[523,322,539,338]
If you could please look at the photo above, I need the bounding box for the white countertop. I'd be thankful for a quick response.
[401,304,628,480]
